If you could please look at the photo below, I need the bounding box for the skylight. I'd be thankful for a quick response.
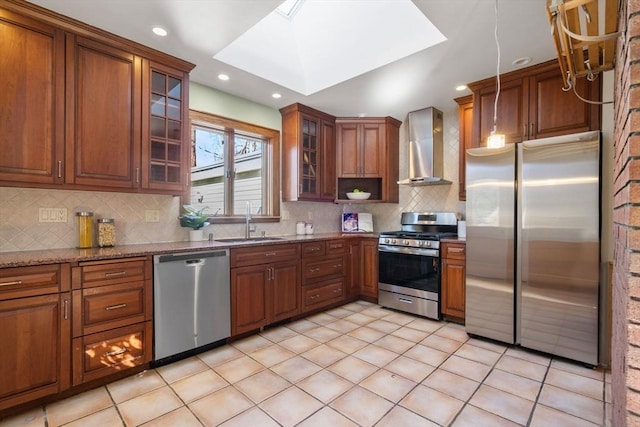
[276,0,303,18]
[214,0,446,96]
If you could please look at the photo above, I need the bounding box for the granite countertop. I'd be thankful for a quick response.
[0,232,379,268]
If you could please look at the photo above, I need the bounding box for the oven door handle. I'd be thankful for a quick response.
[378,245,439,257]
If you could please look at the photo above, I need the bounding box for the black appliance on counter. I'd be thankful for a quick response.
[378,212,458,320]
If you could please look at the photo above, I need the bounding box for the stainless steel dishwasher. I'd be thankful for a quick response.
[153,249,230,364]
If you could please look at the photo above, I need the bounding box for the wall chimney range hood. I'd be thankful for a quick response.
[398,107,451,186]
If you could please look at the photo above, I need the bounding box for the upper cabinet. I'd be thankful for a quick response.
[142,62,189,193]
[66,35,142,189]
[458,59,601,201]
[336,117,401,203]
[469,59,601,146]
[0,2,194,195]
[0,9,65,185]
[280,103,337,202]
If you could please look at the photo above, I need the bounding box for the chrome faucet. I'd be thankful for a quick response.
[245,201,252,239]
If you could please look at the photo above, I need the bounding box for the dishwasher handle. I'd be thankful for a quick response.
[155,249,229,264]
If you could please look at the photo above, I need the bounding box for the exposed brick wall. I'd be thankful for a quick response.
[613,0,640,425]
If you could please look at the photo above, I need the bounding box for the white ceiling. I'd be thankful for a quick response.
[27,0,557,121]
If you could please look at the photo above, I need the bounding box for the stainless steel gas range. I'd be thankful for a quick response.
[378,212,458,320]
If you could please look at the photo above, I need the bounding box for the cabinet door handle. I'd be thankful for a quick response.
[333,288,341,293]
[265,252,277,257]
[0,280,22,287]
[398,297,413,304]
[104,271,126,278]
[106,303,127,311]
[333,264,342,269]
[522,124,527,139]
[63,299,69,320]
[104,348,127,357]
[530,123,534,138]
[57,160,63,179]
[309,268,320,273]
[310,247,320,252]
[136,167,140,183]
[448,248,465,253]
[309,294,320,300]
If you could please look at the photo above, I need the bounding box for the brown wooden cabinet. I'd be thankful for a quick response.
[71,257,152,385]
[0,264,71,412]
[66,35,141,189]
[360,238,379,299]
[441,241,466,321]
[470,60,600,146]
[0,1,194,195]
[280,103,337,202]
[142,61,190,192]
[336,117,401,203]
[230,244,300,335]
[345,238,361,298]
[455,95,473,201]
[458,59,601,201]
[0,9,65,185]
[300,240,346,313]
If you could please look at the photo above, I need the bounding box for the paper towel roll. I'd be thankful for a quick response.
[458,221,466,238]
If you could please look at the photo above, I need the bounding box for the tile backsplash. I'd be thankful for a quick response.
[0,106,463,253]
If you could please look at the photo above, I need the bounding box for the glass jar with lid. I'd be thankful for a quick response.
[97,218,116,247]
[76,211,94,248]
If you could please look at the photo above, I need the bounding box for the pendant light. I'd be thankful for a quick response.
[487,0,505,148]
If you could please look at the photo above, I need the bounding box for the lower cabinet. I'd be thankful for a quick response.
[300,240,346,314]
[71,257,153,385]
[345,239,361,298]
[0,264,71,412]
[441,241,466,321]
[360,238,379,299]
[230,244,300,336]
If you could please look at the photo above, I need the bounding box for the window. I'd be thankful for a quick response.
[189,110,280,222]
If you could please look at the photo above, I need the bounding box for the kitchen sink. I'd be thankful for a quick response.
[215,237,285,243]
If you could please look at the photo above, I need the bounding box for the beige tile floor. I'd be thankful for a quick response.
[1,300,611,427]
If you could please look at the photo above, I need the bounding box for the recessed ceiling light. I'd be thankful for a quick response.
[272,93,282,99]
[512,57,531,66]
[218,74,230,81]
[455,85,468,91]
[152,27,167,37]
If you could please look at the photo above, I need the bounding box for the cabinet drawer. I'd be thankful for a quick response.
[73,321,152,385]
[73,281,149,337]
[231,244,300,267]
[302,279,344,311]
[75,259,146,288]
[326,239,346,255]
[0,264,67,300]
[302,256,344,283]
[301,241,325,257]
[442,242,466,260]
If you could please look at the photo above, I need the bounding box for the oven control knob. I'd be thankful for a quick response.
[403,240,410,245]
[384,238,390,244]
[426,241,431,247]
[391,239,397,244]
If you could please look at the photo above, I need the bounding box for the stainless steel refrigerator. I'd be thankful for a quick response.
[465,130,600,366]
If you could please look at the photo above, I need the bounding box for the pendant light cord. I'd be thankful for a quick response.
[493,0,501,132]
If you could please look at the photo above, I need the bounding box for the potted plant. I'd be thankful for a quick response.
[179,205,210,241]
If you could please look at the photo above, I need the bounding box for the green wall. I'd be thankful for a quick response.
[189,81,281,131]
